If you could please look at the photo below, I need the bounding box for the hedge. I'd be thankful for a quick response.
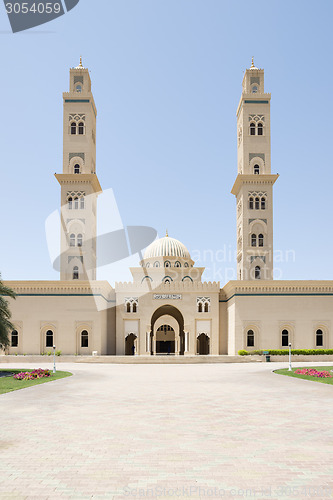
[238,349,333,356]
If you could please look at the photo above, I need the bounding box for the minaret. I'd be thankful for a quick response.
[231,59,278,280]
[55,58,102,281]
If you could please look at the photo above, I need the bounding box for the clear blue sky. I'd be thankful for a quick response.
[1,0,333,284]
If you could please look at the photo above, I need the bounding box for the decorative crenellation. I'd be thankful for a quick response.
[116,281,220,292]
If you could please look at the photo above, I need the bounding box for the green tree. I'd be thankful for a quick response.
[0,276,16,349]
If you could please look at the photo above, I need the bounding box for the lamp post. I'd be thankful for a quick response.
[53,345,56,374]
[288,342,292,372]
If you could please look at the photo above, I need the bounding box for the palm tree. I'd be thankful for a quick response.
[0,276,16,350]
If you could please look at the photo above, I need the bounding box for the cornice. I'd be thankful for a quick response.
[3,280,114,298]
[222,280,333,301]
[231,174,279,196]
[55,174,102,194]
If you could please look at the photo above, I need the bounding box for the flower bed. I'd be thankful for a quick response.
[13,368,51,381]
[294,368,332,378]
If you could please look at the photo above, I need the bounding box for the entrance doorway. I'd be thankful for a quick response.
[156,325,175,355]
[125,333,137,355]
[197,333,210,355]
[151,305,185,356]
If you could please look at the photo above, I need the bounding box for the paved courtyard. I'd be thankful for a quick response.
[1,362,333,500]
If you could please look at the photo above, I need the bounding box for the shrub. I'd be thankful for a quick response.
[55,350,62,357]
[238,350,249,356]
[47,351,52,356]
[241,349,333,356]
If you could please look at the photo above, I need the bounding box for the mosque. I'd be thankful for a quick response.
[4,59,333,356]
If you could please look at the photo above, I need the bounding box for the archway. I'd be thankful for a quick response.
[156,325,175,354]
[150,305,185,355]
[125,333,137,356]
[197,333,210,355]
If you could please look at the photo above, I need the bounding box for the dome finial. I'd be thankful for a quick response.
[251,56,255,68]
[166,229,169,237]
[79,56,83,67]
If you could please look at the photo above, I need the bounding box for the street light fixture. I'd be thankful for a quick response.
[53,345,56,374]
[288,342,292,372]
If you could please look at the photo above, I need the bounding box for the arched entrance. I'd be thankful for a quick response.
[156,325,175,354]
[125,333,137,355]
[197,333,210,355]
[150,305,185,355]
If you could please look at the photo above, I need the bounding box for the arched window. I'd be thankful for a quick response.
[80,196,85,209]
[255,266,261,279]
[70,122,77,135]
[78,122,84,135]
[204,302,209,313]
[249,197,254,210]
[254,164,260,175]
[126,302,131,313]
[247,329,254,347]
[175,261,181,268]
[250,122,256,136]
[73,267,79,280]
[258,234,264,247]
[251,234,257,247]
[74,197,79,209]
[74,164,80,174]
[70,234,75,247]
[261,197,266,210]
[184,262,189,268]
[282,329,289,347]
[198,302,203,313]
[77,234,83,247]
[252,85,258,94]
[316,329,323,347]
[165,261,171,268]
[76,84,82,93]
[154,261,160,268]
[258,123,263,136]
[68,197,73,210]
[255,197,260,210]
[164,279,171,284]
[46,330,53,348]
[11,330,18,347]
[81,330,89,348]
[133,302,137,313]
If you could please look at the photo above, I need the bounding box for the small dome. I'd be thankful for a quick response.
[144,236,191,260]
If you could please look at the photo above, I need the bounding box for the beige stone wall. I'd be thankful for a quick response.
[4,281,113,356]
[224,281,333,355]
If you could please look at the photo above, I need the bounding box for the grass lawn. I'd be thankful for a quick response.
[0,369,72,395]
[275,366,333,385]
